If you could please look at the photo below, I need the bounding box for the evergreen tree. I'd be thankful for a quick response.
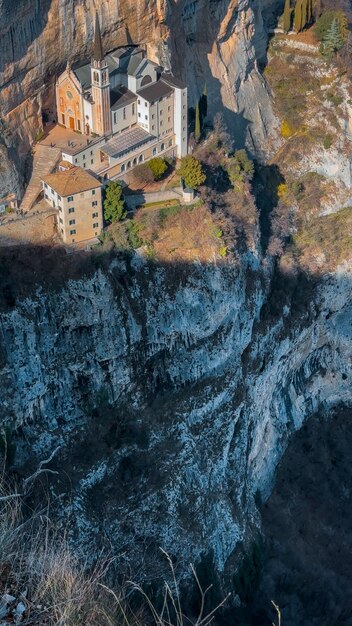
[321,17,345,58]
[283,0,291,33]
[194,101,201,142]
[307,0,313,24]
[103,181,126,223]
[294,0,303,32]
[202,82,208,118]
[177,155,206,189]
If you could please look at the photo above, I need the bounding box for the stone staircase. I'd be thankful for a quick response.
[20,144,61,212]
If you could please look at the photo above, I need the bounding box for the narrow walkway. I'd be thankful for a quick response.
[124,188,183,210]
[20,144,61,212]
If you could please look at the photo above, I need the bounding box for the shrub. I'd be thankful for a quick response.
[132,163,154,185]
[177,155,206,189]
[147,157,168,181]
[103,181,126,223]
[126,220,143,249]
[281,120,295,138]
[323,134,333,149]
[315,10,347,43]
[226,149,254,187]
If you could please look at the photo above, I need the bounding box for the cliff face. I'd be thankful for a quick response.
[2,252,352,583]
[0,0,279,198]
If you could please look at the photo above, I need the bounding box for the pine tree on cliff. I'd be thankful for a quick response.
[321,17,344,58]
[294,0,303,32]
[283,0,291,33]
[194,101,201,142]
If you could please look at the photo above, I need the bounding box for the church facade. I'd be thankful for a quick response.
[55,12,188,174]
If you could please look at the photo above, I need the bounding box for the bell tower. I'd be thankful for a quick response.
[91,11,111,136]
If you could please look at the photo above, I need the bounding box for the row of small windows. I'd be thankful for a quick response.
[120,140,173,172]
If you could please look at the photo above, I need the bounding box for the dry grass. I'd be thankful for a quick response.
[0,481,229,626]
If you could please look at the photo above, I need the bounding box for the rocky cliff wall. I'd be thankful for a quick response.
[1,252,351,585]
[0,0,280,199]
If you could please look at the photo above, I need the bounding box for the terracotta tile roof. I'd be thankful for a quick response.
[42,167,101,196]
[59,160,75,169]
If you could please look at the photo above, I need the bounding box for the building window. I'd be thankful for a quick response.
[61,228,64,235]
[145,102,148,107]
[83,163,86,168]
[153,148,157,156]
[183,104,186,109]
[127,161,131,169]
[57,194,61,200]
[160,109,163,115]
[59,205,62,212]
[72,239,75,242]
[44,183,48,189]
[68,207,75,213]
[160,121,163,126]
[152,114,155,119]
[92,190,96,195]
[75,158,78,163]
[83,154,86,160]
[168,117,171,122]
[92,201,98,206]
[90,150,93,156]
[145,115,148,120]
[152,125,155,131]
[168,106,171,111]
[139,154,143,163]
[93,222,99,228]
[62,114,65,125]
[59,218,63,224]
[91,159,94,165]
[138,99,141,104]
[114,112,117,124]
[45,193,48,199]
[69,219,75,225]
[77,120,81,131]
[132,103,135,115]
[94,71,99,83]
[138,113,141,118]
[70,229,76,235]
[68,196,74,202]
[161,143,165,151]
[123,107,126,120]
[133,157,137,166]
[92,212,98,218]
[121,163,126,172]
[169,139,173,147]
[183,127,186,131]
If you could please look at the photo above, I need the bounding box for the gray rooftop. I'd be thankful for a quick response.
[110,86,137,110]
[162,73,187,90]
[73,46,145,92]
[101,127,156,160]
[137,79,174,103]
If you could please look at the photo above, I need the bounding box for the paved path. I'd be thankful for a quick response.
[20,144,61,212]
[125,188,183,210]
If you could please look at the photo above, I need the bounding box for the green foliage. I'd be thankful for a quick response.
[219,245,227,258]
[283,0,292,32]
[315,10,347,42]
[126,220,143,249]
[35,129,45,142]
[158,204,182,227]
[226,149,254,187]
[325,91,343,106]
[177,155,206,189]
[103,181,126,223]
[199,83,208,126]
[147,157,168,181]
[234,538,265,603]
[323,134,333,149]
[194,101,201,142]
[320,16,346,59]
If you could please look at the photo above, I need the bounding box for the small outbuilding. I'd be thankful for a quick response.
[183,187,195,203]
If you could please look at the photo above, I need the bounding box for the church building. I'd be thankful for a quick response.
[55,12,188,174]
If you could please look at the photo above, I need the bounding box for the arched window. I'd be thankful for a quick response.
[153,148,157,156]
[169,139,173,147]
[141,75,152,87]
[161,143,165,151]
[121,163,126,172]
[127,161,131,169]
[93,71,99,84]
[133,157,137,166]
[139,154,144,163]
